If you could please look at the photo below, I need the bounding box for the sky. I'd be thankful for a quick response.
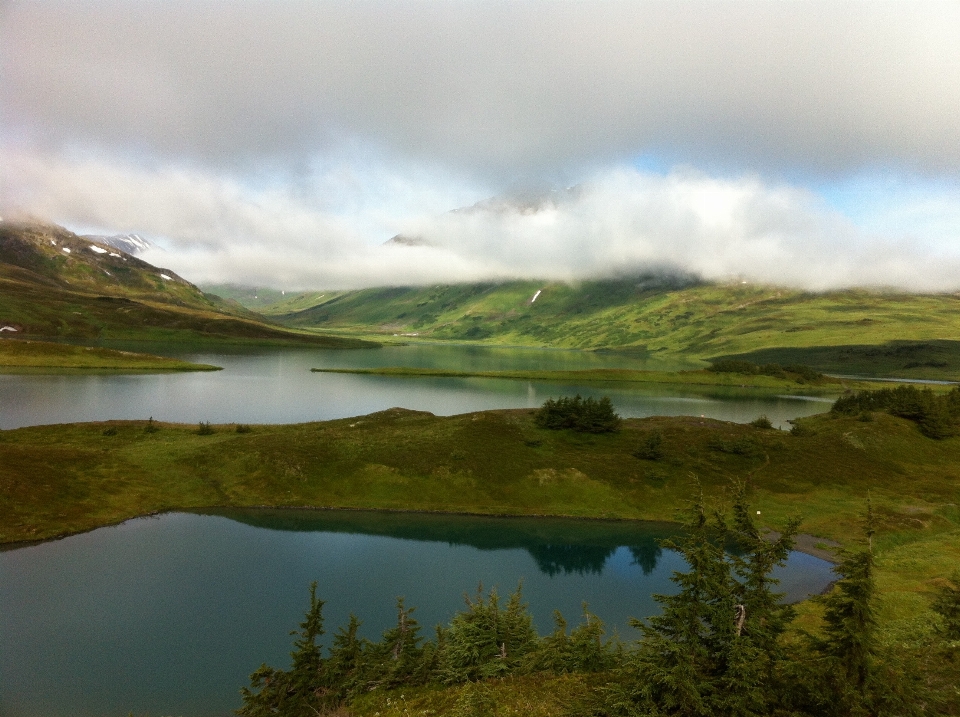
[2,0,960,291]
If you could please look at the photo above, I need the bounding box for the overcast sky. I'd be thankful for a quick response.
[2,0,960,290]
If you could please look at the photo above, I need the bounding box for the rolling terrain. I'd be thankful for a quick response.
[241,278,960,378]
[0,220,377,348]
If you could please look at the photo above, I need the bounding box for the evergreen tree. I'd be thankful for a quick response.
[367,597,427,689]
[439,584,538,683]
[613,486,798,717]
[932,571,960,640]
[237,582,326,717]
[804,502,878,716]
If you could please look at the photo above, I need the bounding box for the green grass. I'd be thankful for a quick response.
[3,408,959,619]
[311,366,894,393]
[258,278,960,374]
[0,338,222,373]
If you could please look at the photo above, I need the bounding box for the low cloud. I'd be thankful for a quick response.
[6,149,960,292]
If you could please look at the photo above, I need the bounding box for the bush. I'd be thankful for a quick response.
[235,424,253,434]
[632,431,665,460]
[832,385,960,439]
[143,417,159,434]
[750,415,774,429]
[534,395,621,433]
[196,421,215,435]
[932,571,960,640]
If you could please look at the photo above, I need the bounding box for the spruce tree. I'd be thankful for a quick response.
[237,581,326,717]
[616,486,798,717]
[807,501,878,716]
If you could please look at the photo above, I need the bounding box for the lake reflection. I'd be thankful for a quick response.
[0,510,835,717]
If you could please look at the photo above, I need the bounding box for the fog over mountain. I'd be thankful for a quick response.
[2,1,959,290]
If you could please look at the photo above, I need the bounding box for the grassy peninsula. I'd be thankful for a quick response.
[4,407,959,621]
[0,338,221,373]
[311,365,892,392]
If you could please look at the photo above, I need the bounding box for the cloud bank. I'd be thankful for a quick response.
[8,149,960,292]
[2,1,959,291]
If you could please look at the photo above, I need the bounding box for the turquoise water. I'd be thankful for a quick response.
[0,510,835,717]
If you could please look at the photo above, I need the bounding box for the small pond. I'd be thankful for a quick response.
[0,510,836,717]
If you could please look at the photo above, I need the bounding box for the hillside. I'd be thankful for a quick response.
[254,277,960,378]
[0,220,377,347]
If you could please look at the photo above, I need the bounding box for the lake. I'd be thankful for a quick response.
[0,342,835,429]
[0,510,836,717]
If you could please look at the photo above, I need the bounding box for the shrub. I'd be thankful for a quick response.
[832,385,960,439]
[932,571,960,640]
[235,424,253,434]
[196,421,215,435]
[632,430,665,460]
[143,417,159,434]
[534,395,621,433]
[750,415,774,429]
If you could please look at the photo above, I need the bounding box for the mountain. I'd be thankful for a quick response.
[80,232,153,256]
[384,186,581,247]
[0,219,376,347]
[254,277,960,378]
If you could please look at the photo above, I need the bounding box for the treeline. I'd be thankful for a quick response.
[709,360,824,382]
[237,489,960,717]
[832,384,960,438]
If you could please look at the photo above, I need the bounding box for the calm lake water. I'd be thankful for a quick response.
[0,342,835,429]
[0,510,836,717]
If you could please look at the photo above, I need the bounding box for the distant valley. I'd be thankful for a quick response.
[207,277,960,380]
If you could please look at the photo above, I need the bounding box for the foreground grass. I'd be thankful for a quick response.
[0,338,222,372]
[311,366,893,393]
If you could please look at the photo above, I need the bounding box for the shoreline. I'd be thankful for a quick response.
[1,503,841,564]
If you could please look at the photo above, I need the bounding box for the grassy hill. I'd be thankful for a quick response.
[0,220,377,348]
[250,277,960,378]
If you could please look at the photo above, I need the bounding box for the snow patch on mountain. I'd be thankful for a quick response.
[81,233,154,256]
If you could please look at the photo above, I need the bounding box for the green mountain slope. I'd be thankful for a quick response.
[258,277,960,376]
[0,221,376,347]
